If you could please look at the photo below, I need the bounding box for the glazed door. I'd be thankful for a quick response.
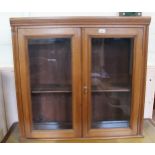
[18,28,81,138]
[82,27,143,138]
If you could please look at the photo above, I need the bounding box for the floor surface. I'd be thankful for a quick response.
[152,110,155,121]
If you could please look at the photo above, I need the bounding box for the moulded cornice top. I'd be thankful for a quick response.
[10,16,151,27]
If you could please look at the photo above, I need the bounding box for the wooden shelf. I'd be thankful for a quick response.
[92,88,130,93]
[92,85,131,93]
[32,90,72,94]
[31,84,72,94]
[31,88,130,94]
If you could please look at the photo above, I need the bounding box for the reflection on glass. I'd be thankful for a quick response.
[91,38,133,128]
[28,38,72,130]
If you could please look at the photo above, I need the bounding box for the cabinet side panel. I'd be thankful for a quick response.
[138,25,150,135]
[11,26,25,138]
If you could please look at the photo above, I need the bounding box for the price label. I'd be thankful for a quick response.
[98,28,106,33]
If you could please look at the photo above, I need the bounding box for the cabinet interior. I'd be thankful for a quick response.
[28,37,133,130]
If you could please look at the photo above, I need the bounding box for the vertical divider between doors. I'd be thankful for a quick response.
[75,27,83,137]
[81,28,84,138]
[70,28,82,137]
[81,28,85,137]
[81,28,90,137]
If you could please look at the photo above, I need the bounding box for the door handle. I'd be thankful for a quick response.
[83,86,88,94]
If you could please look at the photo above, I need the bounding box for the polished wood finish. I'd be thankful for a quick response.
[15,28,82,138]
[10,17,151,140]
[11,27,26,138]
[10,16,151,26]
[82,27,145,138]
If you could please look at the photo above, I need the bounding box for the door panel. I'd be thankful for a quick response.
[91,38,132,129]
[82,27,143,137]
[18,28,81,138]
[28,38,72,131]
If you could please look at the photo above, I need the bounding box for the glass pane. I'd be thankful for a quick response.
[91,38,133,129]
[28,38,72,130]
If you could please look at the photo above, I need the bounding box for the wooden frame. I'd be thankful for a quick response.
[15,28,82,139]
[10,17,151,140]
[82,27,144,138]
